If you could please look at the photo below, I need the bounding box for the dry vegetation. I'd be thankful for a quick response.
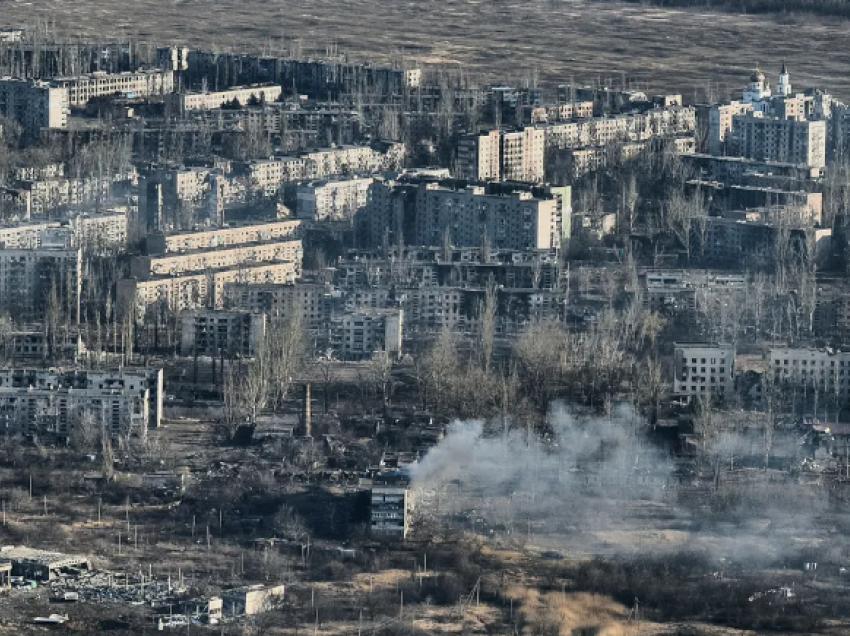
[1,1,850,100]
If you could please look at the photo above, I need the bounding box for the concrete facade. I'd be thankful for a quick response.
[168,84,283,113]
[732,115,826,168]
[179,309,267,357]
[370,471,413,539]
[147,220,302,254]
[52,70,174,107]
[296,177,372,222]
[0,78,68,137]
[673,343,735,400]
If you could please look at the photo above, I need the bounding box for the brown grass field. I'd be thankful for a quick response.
[1,0,849,100]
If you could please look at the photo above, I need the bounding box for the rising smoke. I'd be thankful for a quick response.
[411,403,677,555]
[411,402,831,562]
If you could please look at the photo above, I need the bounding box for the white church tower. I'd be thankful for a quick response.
[775,62,791,97]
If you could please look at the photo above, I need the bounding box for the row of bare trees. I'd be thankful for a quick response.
[217,313,307,443]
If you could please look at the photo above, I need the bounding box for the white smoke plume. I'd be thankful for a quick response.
[410,402,829,562]
[410,403,677,554]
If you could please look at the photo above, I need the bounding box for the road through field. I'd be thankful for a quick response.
[3,0,849,99]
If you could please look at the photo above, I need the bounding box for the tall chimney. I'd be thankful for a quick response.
[302,383,311,437]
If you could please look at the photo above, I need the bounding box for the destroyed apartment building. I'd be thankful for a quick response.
[0,368,164,439]
[0,546,91,581]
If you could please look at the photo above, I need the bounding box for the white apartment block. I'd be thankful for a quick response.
[542,107,696,150]
[168,84,283,113]
[0,386,149,439]
[502,127,545,182]
[21,172,133,218]
[118,260,300,318]
[770,348,850,400]
[296,177,372,221]
[415,183,559,251]
[703,101,753,155]
[240,144,404,198]
[68,211,128,251]
[130,239,303,279]
[0,367,163,434]
[455,127,544,182]
[0,212,126,252]
[332,308,403,359]
[0,79,68,137]
[148,220,302,253]
[52,70,174,107]
[0,221,58,249]
[13,163,64,181]
[732,115,826,168]
[371,471,413,539]
[179,309,267,357]
[673,343,735,400]
[243,158,308,197]
[302,143,406,180]
[456,130,501,181]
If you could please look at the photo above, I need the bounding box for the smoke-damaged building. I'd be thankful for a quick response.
[370,470,414,539]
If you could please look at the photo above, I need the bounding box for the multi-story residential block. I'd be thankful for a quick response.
[810,288,850,347]
[370,470,413,539]
[13,163,64,182]
[0,186,32,220]
[521,101,595,124]
[237,143,404,198]
[51,70,174,107]
[146,220,302,254]
[770,348,850,400]
[682,153,823,184]
[67,211,128,252]
[223,281,333,331]
[179,309,266,357]
[414,183,559,251]
[697,101,754,155]
[0,78,68,137]
[501,127,545,182]
[296,177,372,221]
[156,46,190,72]
[0,386,149,439]
[0,212,126,252]
[138,166,229,235]
[456,127,544,182]
[8,328,85,363]
[166,83,283,114]
[129,239,302,280]
[673,343,735,400]
[692,216,824,265]
[0,367,163,436]
[542,107,696,151]
[642,270,745,326]
[731,115,826,168]
[331,308,403,359]
[456,130,503,181]
[0,248,81,321]
[562,138,697,178]
[360,177,567,251]
[118,260,300,318]
[20,171,134,218]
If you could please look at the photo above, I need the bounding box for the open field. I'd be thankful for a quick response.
[2,0,850,100]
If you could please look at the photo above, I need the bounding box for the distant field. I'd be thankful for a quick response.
[2,0,849,100]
